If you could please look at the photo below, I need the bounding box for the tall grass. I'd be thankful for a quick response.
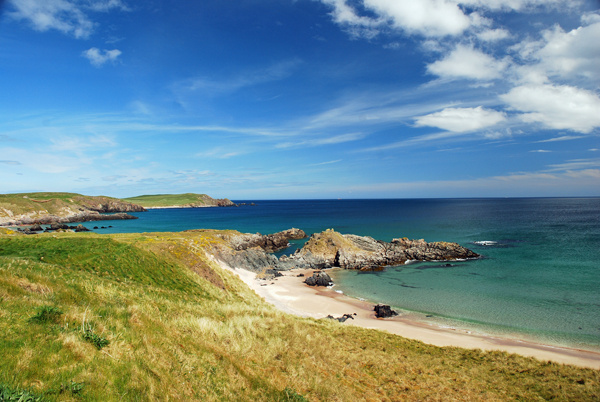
[0,231,598,400]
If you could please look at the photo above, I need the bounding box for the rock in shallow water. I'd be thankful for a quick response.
[374,304,398,318]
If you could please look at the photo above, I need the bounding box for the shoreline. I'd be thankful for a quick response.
[219,263,600,370]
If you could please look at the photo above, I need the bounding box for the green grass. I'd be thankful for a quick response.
[0,230,598,401]
[122,193,222,207]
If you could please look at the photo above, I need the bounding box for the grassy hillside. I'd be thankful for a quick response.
[122,193,232,208]
[0,193,143,225]
[0,229,598,401]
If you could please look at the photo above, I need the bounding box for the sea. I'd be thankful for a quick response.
[79,198,600,352]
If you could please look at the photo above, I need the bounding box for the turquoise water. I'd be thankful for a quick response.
[78,198,600,351]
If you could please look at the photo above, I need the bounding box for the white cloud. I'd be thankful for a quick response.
[7,0,129,39]
[534,22,600,81]
[276,132,366,149]
[427,45,508,81]
[82,47,122,67]
[458,0,577,11]
[536,135,583,143]
[415,106,506,132]
[501,84,600,133]
[363,0,471,37]
[477,28,510,42]
[309,159,342,166]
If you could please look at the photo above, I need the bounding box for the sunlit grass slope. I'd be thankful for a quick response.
[0,192,140,221]
[122,193,225,207]
[0,229,598,401]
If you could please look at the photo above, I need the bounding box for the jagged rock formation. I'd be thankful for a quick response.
[279,229,479,271]
[220,228,307,253]
[210,228,478,274]
[304,271,333,287]
[207,229,308,272]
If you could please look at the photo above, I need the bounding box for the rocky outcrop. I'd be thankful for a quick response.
[374,304,398,318]
[214,198,237,207]
[222,228,307,253]
[208,229,307,273]
[279,229,478,270]
[304,271,333,287]
[210,228,478,275]
[12,212,138,226]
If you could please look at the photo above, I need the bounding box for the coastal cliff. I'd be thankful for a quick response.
[208,228,478,273]
[0,192,144,226]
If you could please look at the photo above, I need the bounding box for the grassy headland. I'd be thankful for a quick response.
[122,193,235,208]
[0,193,144,226]
[0,229,598,401]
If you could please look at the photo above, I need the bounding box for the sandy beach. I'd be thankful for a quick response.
[220,263,600,370]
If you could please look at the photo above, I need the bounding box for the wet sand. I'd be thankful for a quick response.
[220,263,600,370]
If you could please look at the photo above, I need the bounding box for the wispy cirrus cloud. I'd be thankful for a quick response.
[309,159,342,166]
[6,0,129,39]
[276,132,366,149]
[176,59,302,95]
[0,160,21,165]
[414,106,506,132]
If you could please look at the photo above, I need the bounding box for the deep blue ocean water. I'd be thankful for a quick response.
[79,198,600,351]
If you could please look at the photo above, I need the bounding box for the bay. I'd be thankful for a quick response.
[82,198,600,351]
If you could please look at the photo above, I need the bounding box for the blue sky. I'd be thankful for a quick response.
[1,0,599,199]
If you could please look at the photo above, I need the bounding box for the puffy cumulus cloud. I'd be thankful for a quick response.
[320,0,577,39]
[363,0,471,37]
[529,21,600,81]
[320,0,471,38]
[501,84,600,133]
[415,106,506,132]
[427,45,508,80]
[6,0,129,39]
[82,47,122,67]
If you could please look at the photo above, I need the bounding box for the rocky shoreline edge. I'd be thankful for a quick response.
[208,227,479,277]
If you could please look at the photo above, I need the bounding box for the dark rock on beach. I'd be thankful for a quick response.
[374,304,398,318]
[304,271,333,287]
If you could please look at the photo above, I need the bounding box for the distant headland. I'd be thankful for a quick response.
[0,192,235,227]
[122,193,236,209]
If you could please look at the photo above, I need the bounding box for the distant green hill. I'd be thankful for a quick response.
[0,229,598,400]
[123,193,235,208]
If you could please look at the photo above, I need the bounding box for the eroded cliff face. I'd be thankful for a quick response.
[209,228,479,273]
[205,228,308,272]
